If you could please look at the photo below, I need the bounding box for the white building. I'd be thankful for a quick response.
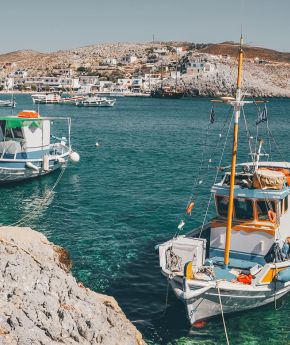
[10,70,28,78]
[117,78,132,88]
[103,58,118,66]
[0,77,14,90]
[143,74,161,90]
[120,55,138,64]
[186,59,215,74]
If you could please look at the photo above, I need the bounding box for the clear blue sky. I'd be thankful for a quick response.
[1,0,289,53]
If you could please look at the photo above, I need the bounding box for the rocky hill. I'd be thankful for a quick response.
[0,226,145,345]
[0,41,290,97]
[202,42,290,63]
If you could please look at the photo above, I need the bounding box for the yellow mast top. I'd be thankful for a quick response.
[224,36,244,267]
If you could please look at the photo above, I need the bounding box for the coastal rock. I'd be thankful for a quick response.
[0,226,146,345]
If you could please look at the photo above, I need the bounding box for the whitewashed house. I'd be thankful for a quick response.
[103,58,118,66]
[120,55,138,64]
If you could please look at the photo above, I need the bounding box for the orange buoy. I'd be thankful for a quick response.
[18,110,40,119]
[186,202,195,215]
[193,320,206,328]
[237,274,252,285]
[268,210,277,223]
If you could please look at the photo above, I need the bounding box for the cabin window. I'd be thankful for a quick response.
[234,198,254,220]
[256,200,276,220]
[216,196,228,217]
[11,127,24,139]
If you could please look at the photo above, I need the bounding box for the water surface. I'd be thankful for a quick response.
[0,94,289,344]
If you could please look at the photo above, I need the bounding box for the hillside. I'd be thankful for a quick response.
[202,42,290,63]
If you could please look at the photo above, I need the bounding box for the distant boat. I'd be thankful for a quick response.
[0,99,16,108]
[150,88,184,99]
[60,95,86,104]
[0,110,79,183]
[76,96,116,107]
[95,90,127,97]
[31,93,61,104]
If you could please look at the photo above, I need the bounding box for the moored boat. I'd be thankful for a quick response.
[150,88,184,99]
[76,96,116,107]
[0,110,79,183]
[31,93,61,104]
[0,99,16,108]
[158,36,290,327]
[60,95,86,104]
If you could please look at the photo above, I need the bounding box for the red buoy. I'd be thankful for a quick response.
[193,320,206,328]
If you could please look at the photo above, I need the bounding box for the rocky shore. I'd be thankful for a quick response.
[0,227,145,345]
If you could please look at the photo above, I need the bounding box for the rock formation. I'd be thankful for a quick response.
[0,226,145,345]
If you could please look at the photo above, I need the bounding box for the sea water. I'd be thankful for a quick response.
[0,94,289,345]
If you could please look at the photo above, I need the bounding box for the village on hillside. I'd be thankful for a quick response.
[0,42,289,97]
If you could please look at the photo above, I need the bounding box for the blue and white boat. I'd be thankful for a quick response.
[158,36,290,328]
[0,110,79,183]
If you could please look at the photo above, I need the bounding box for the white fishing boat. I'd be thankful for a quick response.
[60,95,86,104]
[76,96,116,107]
[158,36,290,328]
[0,110,79,183]
[0,99,16,108]
[31,93,61,104]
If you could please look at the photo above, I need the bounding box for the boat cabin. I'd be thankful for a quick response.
[0,116,50,159]
[209,167,290,264]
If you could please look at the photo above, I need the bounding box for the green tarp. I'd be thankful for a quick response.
[0,118,41,129]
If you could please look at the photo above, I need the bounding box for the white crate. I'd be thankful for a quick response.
[159,236,206,273]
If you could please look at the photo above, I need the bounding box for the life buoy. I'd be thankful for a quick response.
[18,110,40,119]
[186,202,195,215]
[237,273,252,285]
[268,210,277,223]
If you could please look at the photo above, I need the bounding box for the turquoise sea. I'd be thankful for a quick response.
[0,94,290,345]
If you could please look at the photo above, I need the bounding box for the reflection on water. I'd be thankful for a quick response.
[1,95,290,344]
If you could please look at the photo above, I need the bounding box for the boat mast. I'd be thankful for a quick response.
[224,35,244,267]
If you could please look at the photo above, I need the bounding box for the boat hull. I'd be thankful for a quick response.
[171,278,290,324]
[0,149,70,184]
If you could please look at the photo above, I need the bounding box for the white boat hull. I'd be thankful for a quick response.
[171,278,290,324]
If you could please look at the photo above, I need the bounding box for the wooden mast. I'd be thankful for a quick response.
[224,35,244,267]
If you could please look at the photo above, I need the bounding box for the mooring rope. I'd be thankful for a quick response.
[217,282,230,345]
[7,165,67,227]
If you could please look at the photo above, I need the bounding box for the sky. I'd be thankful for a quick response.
[1,0,290,53]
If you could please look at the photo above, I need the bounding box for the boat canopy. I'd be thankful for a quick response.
[0,117,51,152]
[0,117,41,129]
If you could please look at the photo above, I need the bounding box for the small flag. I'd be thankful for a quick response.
[210,107,215,124]
[256,105,268,125]
[178,220,185,230]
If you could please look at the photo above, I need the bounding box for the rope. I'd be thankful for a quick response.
[241,105,254,162]
[199,110,234,237]
[174,106,233,239]
[7,164,67,227]
[217,282,230,345]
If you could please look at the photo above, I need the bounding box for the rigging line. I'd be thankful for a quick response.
[198,110,234,238]
[266,120,272,160]
[8,165,67,227]
[174,106,233,239]
[267,127,285,162]
[217,282,230,345]
[241,105,254,162]
[187,105,233,206]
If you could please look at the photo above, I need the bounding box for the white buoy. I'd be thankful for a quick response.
[26,161,40,171]
[42,154,50,172]
[69,151,80,163]
[95,142,100,147]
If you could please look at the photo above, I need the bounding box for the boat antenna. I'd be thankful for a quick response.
[224,35,244,268]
